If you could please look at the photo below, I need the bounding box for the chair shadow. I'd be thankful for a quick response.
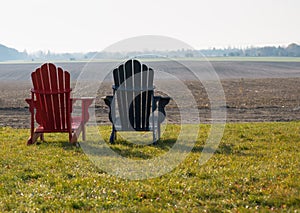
[157,139,252,156]
[36,136,252,158]
[35,140,80,151]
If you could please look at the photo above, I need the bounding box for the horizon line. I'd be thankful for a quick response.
[1,42,299,55]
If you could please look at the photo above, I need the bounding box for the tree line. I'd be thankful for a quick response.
[200,43,300,57]
[1,43,300,61]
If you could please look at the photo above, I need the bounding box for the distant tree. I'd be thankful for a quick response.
[286,43,300,56]
[185,53,194,57]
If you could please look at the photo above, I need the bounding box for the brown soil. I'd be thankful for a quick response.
[1,77,300,128]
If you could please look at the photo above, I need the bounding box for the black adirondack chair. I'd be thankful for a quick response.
[103,59,170,144]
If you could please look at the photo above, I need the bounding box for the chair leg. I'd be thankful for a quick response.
[158,124,161,140]
[82,124,86,141]
[153,130,157,145]
[27,138,34,145]
[71,131,78,143]
[110,126,116,143]
[71,123,84,144]
[27,132,42,145]
[40,133,44,141]
[70,128,78,144]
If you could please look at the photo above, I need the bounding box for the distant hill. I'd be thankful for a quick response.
[0,44,27,61]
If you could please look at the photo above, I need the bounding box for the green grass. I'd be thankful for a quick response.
[1,122,300,212]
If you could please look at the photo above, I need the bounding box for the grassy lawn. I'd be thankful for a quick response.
[0,122,299,212]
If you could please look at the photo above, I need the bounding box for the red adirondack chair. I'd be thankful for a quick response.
[25,63,94,145]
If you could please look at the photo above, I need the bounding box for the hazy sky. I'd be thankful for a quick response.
[1,0,299,53]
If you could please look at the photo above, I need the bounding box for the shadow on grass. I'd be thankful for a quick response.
[79,137,245,160]
[191,143,234,154]
[35,137,252,159]
[35,140,81,151]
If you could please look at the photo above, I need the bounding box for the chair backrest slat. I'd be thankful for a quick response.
[64,69,71,131]
[114,65,128,129]
[58,67,66,129]
[125,60,134,129]
[49,63,60,129]
[146,67,154,128]
[141,64,148,129]
[32,68,46,126]
[133,60,142,129]
[41,64,55,129]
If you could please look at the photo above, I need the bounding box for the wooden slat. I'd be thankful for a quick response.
[125,60,134,130]
[133,60,142,130]
[148,68,154,89]
[115,65,127,129]
[112,68,120,126]
[141,64,148,129]
[41,63,55,129]
[36,67,49,128]
[113,68,120,87]
[57,68,66,129]
[146,68,154,128]
[49,63,60,130]
[32,69,44,125]
[64,71,71,131]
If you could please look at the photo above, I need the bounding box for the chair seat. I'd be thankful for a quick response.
[113,117,159,131]
[35,116,83,133]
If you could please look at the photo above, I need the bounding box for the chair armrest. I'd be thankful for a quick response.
[153,96,171,124]
[71,97,95,123]
[102,96,113,107]
[25,98,38,129]
[25,97,44,125]
[102,96,113,122]
[25,98,32,104]
[25,98,35,113]
[72,97,94,105]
